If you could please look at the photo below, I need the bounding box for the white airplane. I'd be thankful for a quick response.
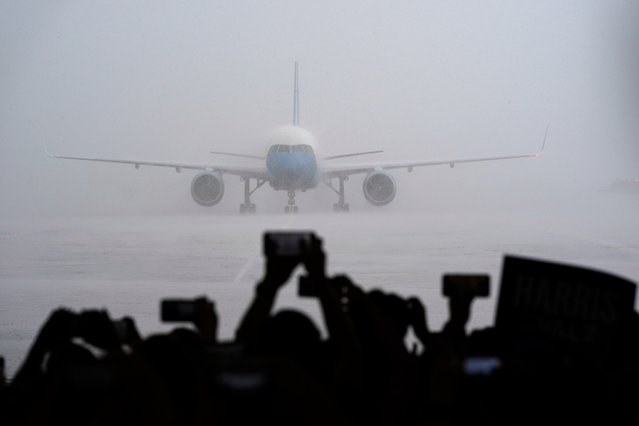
[46,63,547,214]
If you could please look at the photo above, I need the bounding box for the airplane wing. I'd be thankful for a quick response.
[322,151,541,178]
[45,146,270,180]
[323,129,548,179]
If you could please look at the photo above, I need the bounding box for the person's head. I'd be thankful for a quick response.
[368,290,410,338]
[140,332,200,371]
[263,309,321,367]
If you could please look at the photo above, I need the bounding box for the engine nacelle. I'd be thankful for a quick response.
[362,169,396,206]
[191,172,224,207]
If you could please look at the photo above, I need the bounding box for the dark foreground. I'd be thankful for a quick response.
[1,227,638,426]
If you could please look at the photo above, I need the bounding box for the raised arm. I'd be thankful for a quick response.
[235,256,299,344]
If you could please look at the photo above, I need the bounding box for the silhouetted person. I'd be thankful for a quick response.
[235,233,357,425]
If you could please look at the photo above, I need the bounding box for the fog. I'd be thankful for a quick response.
[1,2,639,376]
[0,1,637,217]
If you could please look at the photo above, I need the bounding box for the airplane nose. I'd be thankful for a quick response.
[267,153,316,185]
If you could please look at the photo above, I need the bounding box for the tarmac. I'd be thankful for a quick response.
[1,194,638,378]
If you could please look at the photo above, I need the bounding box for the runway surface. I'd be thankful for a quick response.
[1,195,638,378]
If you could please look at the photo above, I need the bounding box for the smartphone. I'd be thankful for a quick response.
[263,231,313,258]
[442,274,490,298]
[216,369,269,392]
[298,275,349,298]
[160,299,197,322]
[463,356,501,376]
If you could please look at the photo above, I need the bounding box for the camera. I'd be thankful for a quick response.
[263,231,314,259]
[442,274,490,298]
[160,299,198,322]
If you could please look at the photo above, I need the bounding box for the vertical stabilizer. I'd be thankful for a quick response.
[293,61,300,126]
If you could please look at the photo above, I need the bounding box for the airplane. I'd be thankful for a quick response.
[46,62,547,214]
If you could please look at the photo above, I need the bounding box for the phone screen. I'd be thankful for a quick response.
[443,274,490,297]
[463,356,501,376]
[161,300,196,322]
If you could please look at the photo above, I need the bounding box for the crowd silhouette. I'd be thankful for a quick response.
[1,231,638,425]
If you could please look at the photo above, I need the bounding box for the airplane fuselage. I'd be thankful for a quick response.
[266,143,320,191]
[46,62,544,214]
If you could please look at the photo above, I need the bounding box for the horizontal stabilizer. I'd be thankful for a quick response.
[210,151,265,160]
[324,150,384,160]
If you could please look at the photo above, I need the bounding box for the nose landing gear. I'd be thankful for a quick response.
[285,190,299,213]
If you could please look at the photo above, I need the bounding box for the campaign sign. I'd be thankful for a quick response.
[495,255,636,351]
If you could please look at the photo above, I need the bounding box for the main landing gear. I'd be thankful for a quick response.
[285,190,299,214]
[239,204,256,214]
[240,177,266,214]
[324,176,349,212]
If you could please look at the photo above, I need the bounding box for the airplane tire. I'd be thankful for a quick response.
[293,206,299,213]
[285,206,291,213]
[240,204,246,214]
[343,204,349,212]
[249,205,256,214]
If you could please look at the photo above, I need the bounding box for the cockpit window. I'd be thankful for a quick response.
[270,144,312,154]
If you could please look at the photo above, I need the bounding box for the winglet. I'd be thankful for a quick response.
[293,61,300,126]
[44,143,54,158]
[535,124,549,157]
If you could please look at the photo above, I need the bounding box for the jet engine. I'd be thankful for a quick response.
[191,172,224,206]
[362,169,396,206]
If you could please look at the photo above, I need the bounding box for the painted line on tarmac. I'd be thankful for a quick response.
[233,256,258,284]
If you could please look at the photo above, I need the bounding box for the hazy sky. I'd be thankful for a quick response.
[1,1,638,216]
